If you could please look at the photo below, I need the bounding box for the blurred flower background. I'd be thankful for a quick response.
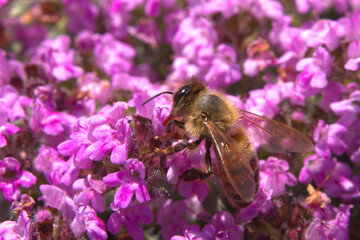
[0,0,359,239]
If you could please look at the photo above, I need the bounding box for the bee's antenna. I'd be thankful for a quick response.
[142,91,173,106]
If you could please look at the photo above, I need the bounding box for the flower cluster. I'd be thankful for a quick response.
[0,0,359,239]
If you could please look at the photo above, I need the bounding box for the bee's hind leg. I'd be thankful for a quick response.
[181,139,213,181]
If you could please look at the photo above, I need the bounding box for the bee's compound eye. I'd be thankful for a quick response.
[173,84,192,106]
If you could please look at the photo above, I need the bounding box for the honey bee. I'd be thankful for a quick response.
[143,78,314,208]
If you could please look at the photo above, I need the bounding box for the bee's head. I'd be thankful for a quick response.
[171,80,206,117]
[142,77,206,117]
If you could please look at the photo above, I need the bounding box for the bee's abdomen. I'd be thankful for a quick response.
[219,156,259,208]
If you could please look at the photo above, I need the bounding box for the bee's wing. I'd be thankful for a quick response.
[203,118,257,203]
[238,109,314,153]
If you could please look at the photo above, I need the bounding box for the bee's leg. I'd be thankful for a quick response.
[181,140,213,181]
[165,119,185,134]
[154,119,185,141]
[204,139,213,173]
[155,138,203,155]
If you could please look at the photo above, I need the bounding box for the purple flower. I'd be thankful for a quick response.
[93,33,136,76]
[0,85,28,148]
[31,35,84,82]
[188,0,241,19]
[299,123,355,198]
[171,224,216,240]
[57,119,94,167]
[74,30,98,54]
[320,82,344,113]
[63,0,99,34]
[330,90,360,127]
[178,180,210,202]
[312,120,348,156]
[305,205,351,240]
[128,18,161,47]
[168,16,218,84]
[300,20,341,51]
[145,0,175,17]
[103,158,150,209]
[13,24,48,51]
[0,121,20,148]
[204,44,242,87]
[166,148,205,184]
[296,47,331,95]
[40,184,107,239]
[34,145,67,185]
[107,202,153,239]
[156,200,189,240]
[50,49,84,82]
[244,83,281,118]
[0,157,37,202]
[321,162,355,198]
[279,82,307,106]
[259,157,297,197]
[295,0,326,14]
[73,174,107,213]
[100,0,144,39]
[77,73,111,105]
[0,50,10,85]
[238,188,274,221]
[112,73,154,92]
[249,0,285,20]
[86,117,131,163]
[0,84,32,122]
[270,16,308,58]
[339,10,360,42]
[0,210,30,239]
[71,205,107,240]
[345,40,360,71]
[58,101,129,168]
[211,211,244,240]
[164,10,186,44]
[1,1,360,239]
[39,184,76,220]
[305,217,339,240]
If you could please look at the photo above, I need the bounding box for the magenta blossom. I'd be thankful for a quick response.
[157,200,189,240]
[103,158,150,209]
[0,210,30,239]
[34,145,68,185]
[171,224,216,240]
[211,211,244,240]
[259,157,297,197]
[107,202,153,240]
[39,184,107,239]
[73,174,107,213]
[0,157,37,202]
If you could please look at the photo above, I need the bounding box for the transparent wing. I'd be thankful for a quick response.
[238,109,314,153]
[203,119,257,203]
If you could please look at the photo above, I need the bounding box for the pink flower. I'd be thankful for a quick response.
[103,158,150,209]
[259,157,297,197]
[0,157,37,202]
[107,202,153,239]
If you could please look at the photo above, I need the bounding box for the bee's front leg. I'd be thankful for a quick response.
[154,119,185,141]
[181,140,213,181]
[155,138,203,155]
[165,119,185,134]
